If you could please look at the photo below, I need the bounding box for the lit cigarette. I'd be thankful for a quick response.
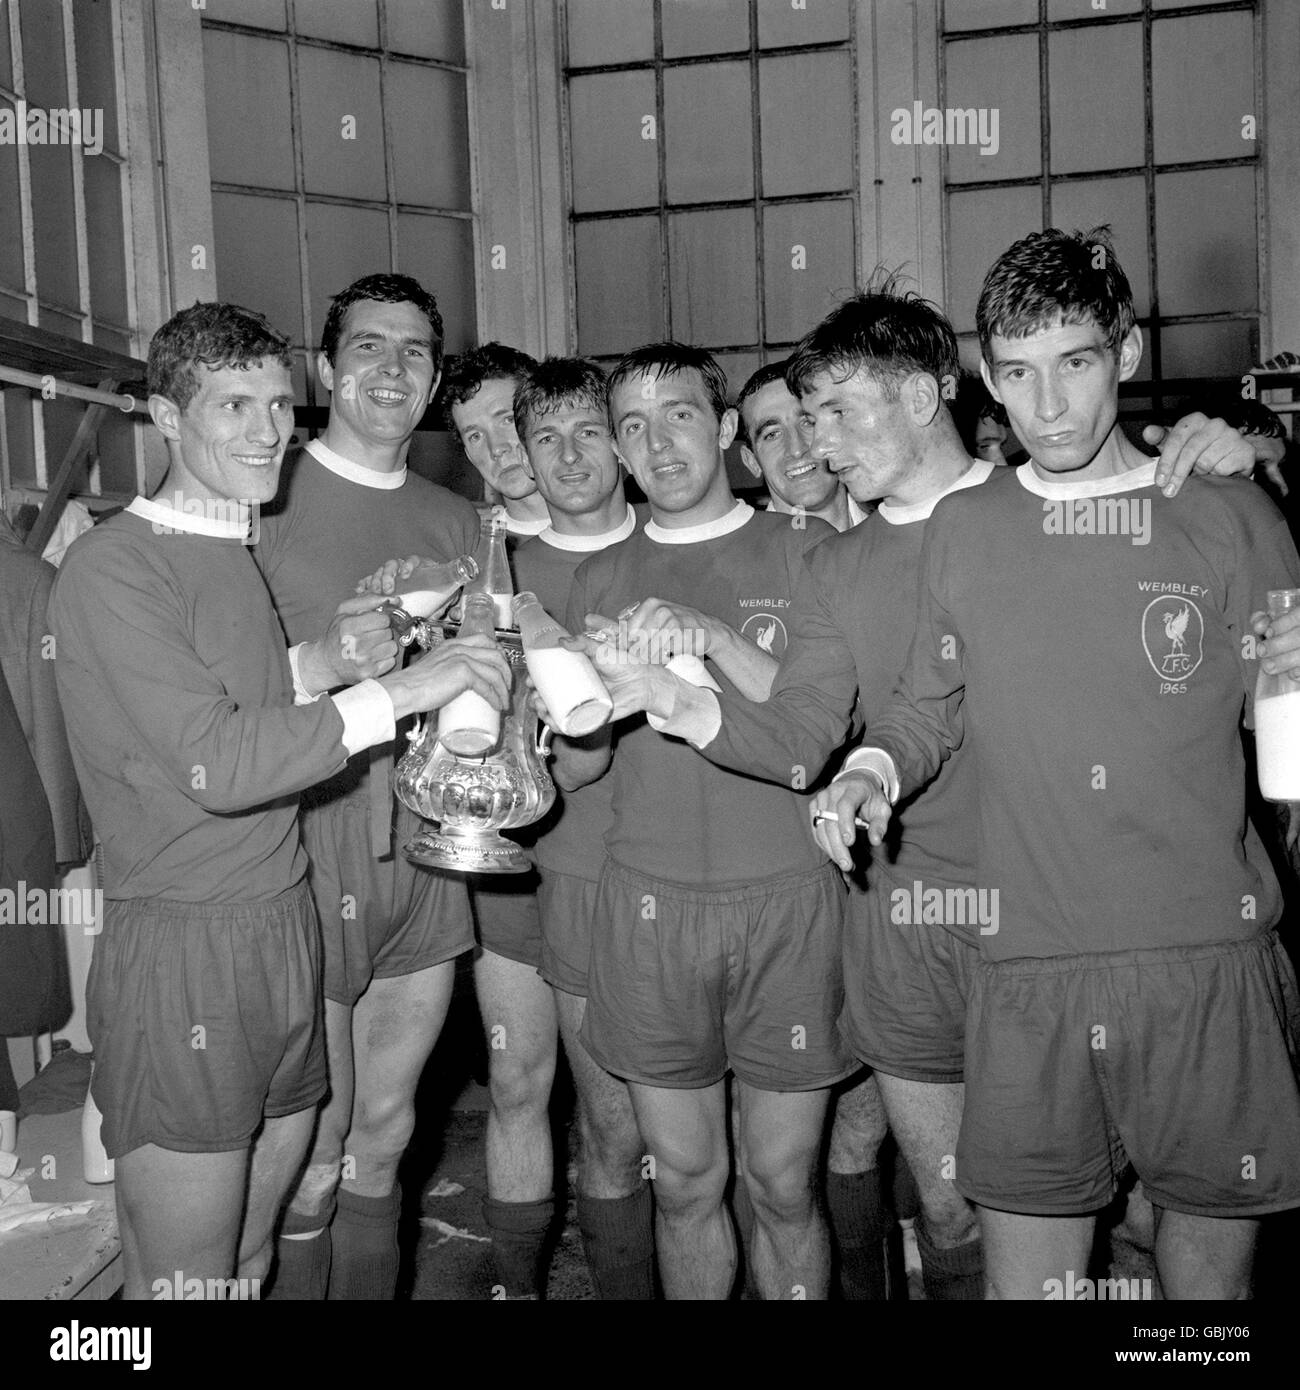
[812,810,871,829]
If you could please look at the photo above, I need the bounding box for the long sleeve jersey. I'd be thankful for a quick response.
[49,500,355,903]
[862,461,1299,960]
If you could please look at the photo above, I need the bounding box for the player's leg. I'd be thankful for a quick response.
[1152,1209,1258,1299]
[115,1145,249,1299]
[270,997,352,1300]
[826,1069,892,1299]
[328,959,458,1299]
[980,1208,1096,1299]
[237,1105,318,1291]
[876,1073,982,1298]
[555,989,654,1298]
[628,1079,733,1299]
[737,1082,833,1300]
[474,946,558,1298]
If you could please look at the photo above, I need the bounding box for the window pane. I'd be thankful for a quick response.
[294,0,378,48]
[38,306,83,340]
[664,63,752,204]
[0,291,26,322]
[304,202,391,347]
[202,0,286,29]
[760,52,852,197]
[1155,167,1257,317]
[20,0,68,104]
[396,213,476,353]
[389,63,470,209]
[575,217,664,356]
[30,142,80,312]
[386,0,465,62]
[5,391,37,486]
[946,184,1041,331]
[203,31,295,190]
[668,208,757,346]
[566,0,654,67]
[1049,25,1143,174]
[92,412,138,497]
[1050,176,1150,318]
[942,34,1040,184]
[0,12,11,86]
[212,191,304,342]
[662,0,749,58]
[1153,12,1255,166]
[298,49,386,200]
[715,351,762,402]
[569,72,659,213]
[763,200,854,344]
[758,0,850,49]
[83,157,128,328]
[943,0,1037,33]
[73,0,121,154]
[1159,320,1256,383]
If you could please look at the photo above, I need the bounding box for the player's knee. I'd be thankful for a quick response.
[578,1103,642,1179]
[487,1051,553,1121]
[919,1189,977,1247]
[647,1144,728,1213]
[352,1090,417,1162]
[744,1154,817,1224]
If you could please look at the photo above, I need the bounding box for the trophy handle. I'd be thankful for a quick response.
[536,722,554,758]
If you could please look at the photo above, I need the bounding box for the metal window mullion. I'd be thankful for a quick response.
[749,0,766,361]
[200,17,470,75]
[377,1,399,274]
[653,0,669,340]
[1142,0,1162,415]
[61,0,94,349]
[285,2,316,403]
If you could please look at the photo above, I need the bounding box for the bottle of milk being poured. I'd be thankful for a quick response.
[437,591,503,757]
[1255,587,1300,801]
[395,554,478,619]
[513,592,613,737]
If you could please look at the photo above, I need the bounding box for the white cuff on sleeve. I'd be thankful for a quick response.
[288,644,321,706]
[647,684,722,747]
[330,679,395,758]
[835,747,900,804]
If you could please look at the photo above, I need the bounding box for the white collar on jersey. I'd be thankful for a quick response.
[306,437,406,490]
[847,494,870,527]
[877,457,994,526]
[764,491,868,530]
[491,502,550,537]
[644,499,753,545]
[539,503,638,552]
[127,492,253,540]
[1015,458,1158,500]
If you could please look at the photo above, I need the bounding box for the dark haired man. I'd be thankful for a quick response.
[639,279,1268,1301]
[548,342,855,1300]
[833,228,1300,1298]
[735,361,869,531]
[48,301,510,1300]
[443,342,550,536]
[254,273,488,1300]
[434,339,562,1297]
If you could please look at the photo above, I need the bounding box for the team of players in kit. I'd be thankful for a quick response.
[46,224,1300,1304]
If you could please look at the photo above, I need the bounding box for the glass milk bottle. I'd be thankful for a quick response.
[396,554,477,618]
[1255,588,1300,800]
[437,592,503,756]
[469,514,515,630]
[512,592,613,737]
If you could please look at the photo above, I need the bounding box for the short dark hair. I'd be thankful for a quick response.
[735,360,792,447]
[513,356,608,441]
[951,371,1008,455]
[441,342,540,430]
[786,274,959,403]
[319,273,445,370]
[606,341,730,427]
[976,225,1135,362]
[147,301,293,413]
